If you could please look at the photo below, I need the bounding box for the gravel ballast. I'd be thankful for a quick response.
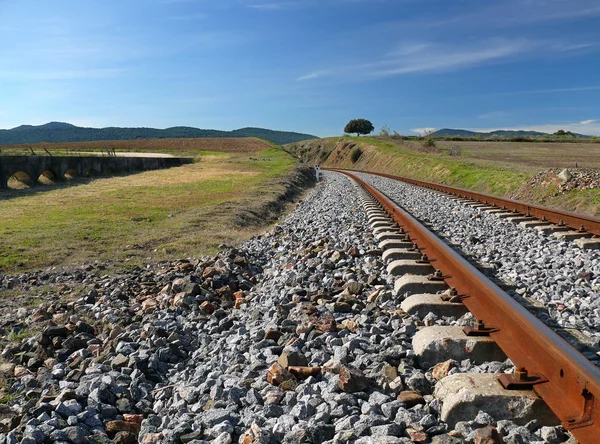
[0,172,573,443]
[356,171,600,364]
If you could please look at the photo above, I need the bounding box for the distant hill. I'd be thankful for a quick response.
[0,122,318,146]
[431,128,591,139]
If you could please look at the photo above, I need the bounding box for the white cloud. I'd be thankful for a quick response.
[580,119,596,125]
[296,71,330,81]
[410,127,436,135]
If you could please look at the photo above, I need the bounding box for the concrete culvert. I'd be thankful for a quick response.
[64,169,78,180]
[7,171,32,189]
[38,170,56,185]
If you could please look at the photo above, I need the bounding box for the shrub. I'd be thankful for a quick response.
[448,144,462,156]
[424,137,436,147]
[379,125,390,137]
[351,147,363,163]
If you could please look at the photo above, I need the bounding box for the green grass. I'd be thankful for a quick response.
[286,136,600,215]
[342,136,531,195]
[0,146,297,272]
[7,328,34,342]
[0,392,18,404]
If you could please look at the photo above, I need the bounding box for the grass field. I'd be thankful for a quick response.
[0,144,298,272]
[0,137,272,157]
[436,140,600,170]
[286,136,600,216]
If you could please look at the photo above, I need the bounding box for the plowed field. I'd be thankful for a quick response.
[0,137,272,156]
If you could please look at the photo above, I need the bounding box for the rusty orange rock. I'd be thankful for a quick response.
[341,319,359,333]
[141,298,157,313]
[288,366,322,379]
[140,433,163,444]
[315,312,337,333]
[266,362,295,386]
[106,420,141,435]
[202,267,217,279]
[406,428,428,443]
[338,365,369,393]
[397,391,425,406]
[264,328,283,341]
[475,426,503,444]
[432,359,457,381]
[123,414,144,425]
[178,262,193,272]
[200,301,215,314]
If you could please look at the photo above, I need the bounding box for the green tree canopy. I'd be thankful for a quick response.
[344,119,374,136]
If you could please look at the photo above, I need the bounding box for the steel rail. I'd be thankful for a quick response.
[336,169,600,443]
[326,168,600,236]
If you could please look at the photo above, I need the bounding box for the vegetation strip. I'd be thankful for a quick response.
[337,169,600,443]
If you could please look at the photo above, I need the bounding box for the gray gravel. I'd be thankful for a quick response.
[356,171,600,363]
[0,172,572,443]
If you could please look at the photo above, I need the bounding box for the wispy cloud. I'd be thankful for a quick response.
[388,43,431,57]
[297,38,536,81]
[580,119,596,125]
[493,85,600,96]
[296,70,330,81]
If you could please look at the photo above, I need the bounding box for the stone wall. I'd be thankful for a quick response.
[0,156,192,188]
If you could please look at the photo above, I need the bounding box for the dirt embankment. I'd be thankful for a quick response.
[231,165,316,226]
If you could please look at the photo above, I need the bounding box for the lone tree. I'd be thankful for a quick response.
[344,119,374,136]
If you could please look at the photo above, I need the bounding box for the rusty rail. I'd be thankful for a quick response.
[326,168,600,236]
[336,169,600,443]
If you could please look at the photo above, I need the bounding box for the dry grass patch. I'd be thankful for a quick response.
[0,147,297,272]
[436,140,600,170]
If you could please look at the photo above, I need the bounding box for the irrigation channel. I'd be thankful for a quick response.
[328,168,600,443]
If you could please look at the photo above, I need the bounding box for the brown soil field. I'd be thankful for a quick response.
[0,137,272,156]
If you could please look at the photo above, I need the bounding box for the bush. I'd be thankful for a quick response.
[379,125,390,137]
[448,144,462,156]
[424,137,436,147]
[351,147,363,163]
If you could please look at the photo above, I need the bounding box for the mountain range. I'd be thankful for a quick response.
[0,122,318,146]
[431,128,591,139]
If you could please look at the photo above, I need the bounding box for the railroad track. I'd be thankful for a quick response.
[331,169,600,443]
[332,168,600,247]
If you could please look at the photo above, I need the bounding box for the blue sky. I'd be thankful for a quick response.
[1,0,599,137]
